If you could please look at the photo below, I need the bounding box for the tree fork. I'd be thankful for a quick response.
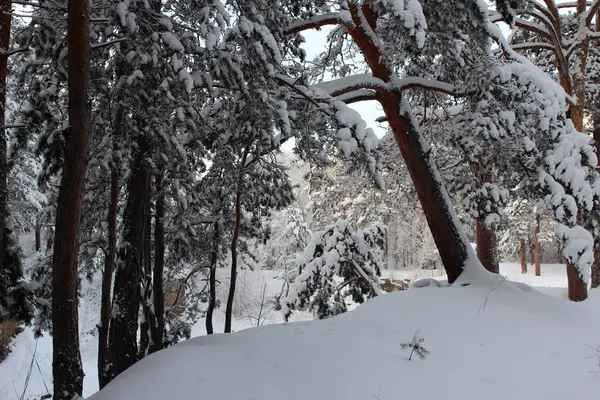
[52,0,90,396]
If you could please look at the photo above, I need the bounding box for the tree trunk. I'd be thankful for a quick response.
[205,221,219,335]
[153,169,165,349]
[591,12,600,289]
[520,238,527,274]
[534,215,541,276]
[35,223,41,252]
[567,263,588,301]
[343,2,473,283]
[98,109,121,389]
[475,220,499,273]
[106,135,150,384]
[139,176,154,359]
[0,0,11,276]
[52,0,90,397]
[225,179,243,333]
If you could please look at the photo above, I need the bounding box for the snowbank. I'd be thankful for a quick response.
[89,277,600,400]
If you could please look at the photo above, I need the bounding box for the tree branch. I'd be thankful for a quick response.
[284,12,346,35]
[91,38,127,50]
[511,41,556,51]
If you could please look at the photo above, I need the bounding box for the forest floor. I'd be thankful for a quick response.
[1,261,598,399]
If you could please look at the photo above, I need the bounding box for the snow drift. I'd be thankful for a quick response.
[89,274,600,400]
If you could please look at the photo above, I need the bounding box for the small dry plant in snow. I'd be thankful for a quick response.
[400,330,430,361]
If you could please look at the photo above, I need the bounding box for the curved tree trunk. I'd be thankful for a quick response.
[52,0,90,397]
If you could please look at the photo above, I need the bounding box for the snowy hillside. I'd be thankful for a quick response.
[88,270,600,400]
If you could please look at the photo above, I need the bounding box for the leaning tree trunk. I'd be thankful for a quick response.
[106,135,150,384]
[0,0,11,275]
[153,169,165,350]
[52,0,90,397]
[520,238,527,274]
[339,3,473,282]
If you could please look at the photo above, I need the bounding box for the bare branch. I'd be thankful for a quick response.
[7,47,29,56]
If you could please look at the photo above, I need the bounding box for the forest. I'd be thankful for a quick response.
[1,0,600,399]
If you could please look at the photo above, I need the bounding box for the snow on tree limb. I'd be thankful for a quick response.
[284,12,348,35]
[313,74,390,97]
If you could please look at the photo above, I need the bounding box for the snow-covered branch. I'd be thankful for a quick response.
[284,12,346,35]
[313,74,390,97]
[91,38,128,50]
[511,41,555,51]
[393,77,463,96]
[585,0,600,25]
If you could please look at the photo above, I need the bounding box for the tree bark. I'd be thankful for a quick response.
[98,103,123,388]
[52,0,90,397]
[106,135,150,384]
[475,220,499,273]
[0,0,11,277]
[205,221,219,335]
[473,159,499,274]
[567,263,588,301]
[520,238,527,274]
[225,176,244,333]
[35,222,41,252]
[153,169,165,350]
[534,215,541,277]
[343,2,471,283]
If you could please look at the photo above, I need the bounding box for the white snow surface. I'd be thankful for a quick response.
[3,261,600,400]
[87,266,600,400]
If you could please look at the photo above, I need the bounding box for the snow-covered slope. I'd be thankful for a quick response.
[89,274,600,400]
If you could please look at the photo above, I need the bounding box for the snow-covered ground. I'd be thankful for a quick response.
[1,262,598,399]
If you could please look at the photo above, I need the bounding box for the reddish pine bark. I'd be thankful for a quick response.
[0,0,11,273]
[475,220,499,273]
[52,0,90,397]
[567,263,588,301]
[520,239,527,274]
[344,2,468,282]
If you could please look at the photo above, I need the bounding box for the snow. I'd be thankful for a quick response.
[88,264,600,400]
[2,260,600,400]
